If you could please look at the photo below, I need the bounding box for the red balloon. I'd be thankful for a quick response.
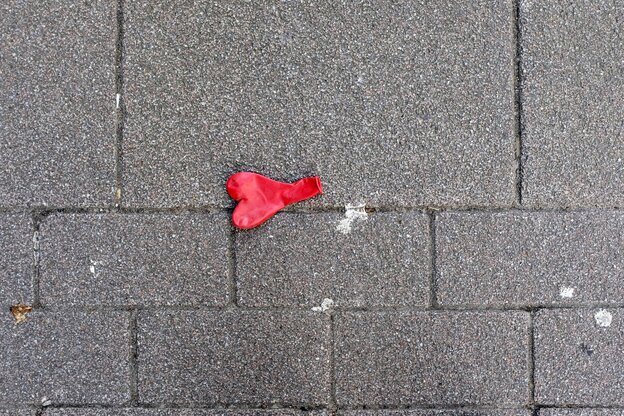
[227,172,323,229]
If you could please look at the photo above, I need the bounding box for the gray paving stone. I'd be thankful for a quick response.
[123,0,515,208]
[335,311,530,406]
[0,310,130,405]
[535,308,624,406]
[521,0,624,207]
[342,411,530,416]
[0,215,32,308]
[0,411,35,416]
[39,213,229,306]
[0,0,117,207]
[539,410,624,416]
[137,310,330,405]
[44,411,325,416]
[237,212,429,307]
[436,211,624,306]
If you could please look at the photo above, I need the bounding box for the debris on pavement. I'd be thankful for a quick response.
[10,304,32,324]
[595,309,613,328]
[336,203,368,234]
[312,298,334,313]
[227,172,323,229]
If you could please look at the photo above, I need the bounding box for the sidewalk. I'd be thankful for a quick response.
[1,1,623,415]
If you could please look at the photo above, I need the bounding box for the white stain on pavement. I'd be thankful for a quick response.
[559,286,575,298]
[595,309,613,328]
[312,298,334,313]
[90,259,103,276]
[336,203,367,234]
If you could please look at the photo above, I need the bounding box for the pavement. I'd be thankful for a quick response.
[0,0,622,415]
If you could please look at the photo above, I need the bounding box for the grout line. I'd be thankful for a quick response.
[114,0,126,208]
[31,212,42,308]
[14,403,621,411]
[228,227,239,307]
[6,205,624,216]
[1,404,624,412]
[514,0,525,206]
[128,308,139,406]
[428,211,438,309]
[14,304,624,313]
[528,309,536,408]
[328,313,338,413]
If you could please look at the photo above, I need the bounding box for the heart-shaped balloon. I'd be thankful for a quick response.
[226,172,323,229]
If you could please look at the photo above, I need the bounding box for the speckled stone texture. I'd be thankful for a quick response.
[39,213,230,306]
[436,211,624,306]
[236,211,430,307]
[334,311,530,406]
[0,310,130,405]
[0,0,117,207]
[137,310,330,405]
[535,308,624,406]
[521,0,624,207]
[123,0,515,208]
[3,0,623,412]
[0,215,32,308]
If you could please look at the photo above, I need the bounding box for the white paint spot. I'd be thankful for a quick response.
[312,298,334,313]
[559,286,575,298]
[595,309,613,328]
[336,203,367,234]
[32,231,40,251]
[41,397,52,407]
[116,93,121,109]
[90,259,103,276]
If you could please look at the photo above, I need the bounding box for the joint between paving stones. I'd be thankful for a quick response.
[129,403,329,410]
[115,0,126,208]
[128,308,139,406]
[427,211,438,309]
[5,403,624,412]
[8,205,624,215]
[17,304,624,314]
[228,227,239,307]
[528,309,536,408]
[328,313,337,413]
[513,0,525,207]
[31,212,42,308]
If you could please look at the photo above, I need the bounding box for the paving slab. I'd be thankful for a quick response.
[521,0,624,207]
[436,211,624,306]
[535,308,624,405]
[335,311,530,406]
[123,0,515,208]
[137,310,330,405]
[39,213,229,306]
[44,411,325,416]
[237,211,429,307]
[342,411,530,416]
[0,215,32,308]
[0,0,117,207]
[0,310,130,405]
[539,410,624,416]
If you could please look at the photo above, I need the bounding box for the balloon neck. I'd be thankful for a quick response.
[283,176,323,204]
